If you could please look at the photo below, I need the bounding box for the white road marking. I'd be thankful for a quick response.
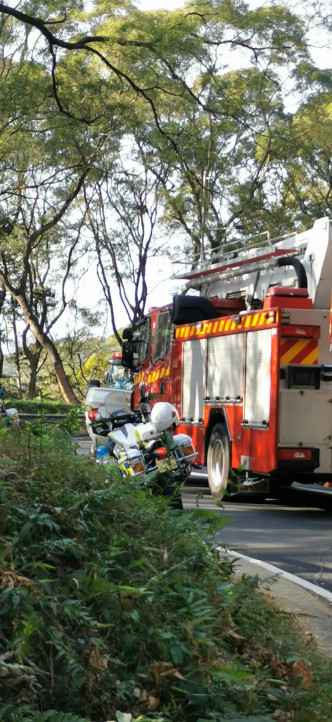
[224,549,332,604]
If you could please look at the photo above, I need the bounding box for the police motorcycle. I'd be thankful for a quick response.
[92,401,196,509]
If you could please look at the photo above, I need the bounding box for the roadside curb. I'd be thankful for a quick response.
[225,549,332,604]
[222,548,332,658]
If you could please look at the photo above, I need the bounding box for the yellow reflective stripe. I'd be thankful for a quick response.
[304,348,318,364]
[280,339,318,365]
[172,309,278,341]
[280,339,307,364]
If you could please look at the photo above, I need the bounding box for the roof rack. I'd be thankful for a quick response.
[173,229,300,280]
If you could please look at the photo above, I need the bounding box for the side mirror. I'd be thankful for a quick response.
[139,382,149,400]
[121,328,135,369]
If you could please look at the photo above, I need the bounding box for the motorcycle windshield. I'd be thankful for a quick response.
[108,424,138,450]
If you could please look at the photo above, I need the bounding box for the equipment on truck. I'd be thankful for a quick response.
[121,216,332,499]
[84,352,134,452]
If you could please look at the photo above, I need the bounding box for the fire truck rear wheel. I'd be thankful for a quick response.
[207,423,230,500]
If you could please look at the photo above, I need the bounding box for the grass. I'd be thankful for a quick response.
[0,420,332,721]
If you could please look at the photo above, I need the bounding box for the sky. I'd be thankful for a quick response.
[138,0,184,8]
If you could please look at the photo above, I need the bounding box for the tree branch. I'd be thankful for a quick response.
[0,4,107,49]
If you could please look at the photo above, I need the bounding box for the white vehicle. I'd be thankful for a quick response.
[84,352,133,452]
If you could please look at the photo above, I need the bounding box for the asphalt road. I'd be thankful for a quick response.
[75,437,332,593]
[183,471,332,593]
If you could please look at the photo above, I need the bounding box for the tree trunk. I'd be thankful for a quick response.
[14,292,79,404]
[11,298,23,398]
[22,329,43,399]
[27,355,38,399]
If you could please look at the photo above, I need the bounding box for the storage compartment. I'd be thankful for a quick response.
[173,434,197,461]
[118,449,146,477]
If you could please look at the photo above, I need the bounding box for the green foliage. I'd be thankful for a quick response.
[1,710,90,722]
[0,0,331,384]
[0,425,332,721]
[79,345,119,386]
[58,407,85,433]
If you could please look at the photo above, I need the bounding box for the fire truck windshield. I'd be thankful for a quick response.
[105,365,133,390]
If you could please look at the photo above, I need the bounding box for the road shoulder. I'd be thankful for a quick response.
[225,550,332,659]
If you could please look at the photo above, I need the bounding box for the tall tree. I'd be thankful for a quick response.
[84,154,167,339]
[0,0,330,351]
[134,2,331,255]
[0,168,90,402]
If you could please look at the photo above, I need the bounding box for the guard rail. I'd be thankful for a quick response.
[12,413,85,423]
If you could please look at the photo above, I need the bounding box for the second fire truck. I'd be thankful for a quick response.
[121,216,332,499]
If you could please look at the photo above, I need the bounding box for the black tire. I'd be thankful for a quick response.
[89,379,100,388]
[207,423,231,500]
[270,475,294,492]
[151,473,183,510]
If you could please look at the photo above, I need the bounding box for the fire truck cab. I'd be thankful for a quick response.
[122,217,332,498]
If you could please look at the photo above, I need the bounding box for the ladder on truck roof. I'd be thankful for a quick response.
[173,217,332,310]
[175,228,305,280]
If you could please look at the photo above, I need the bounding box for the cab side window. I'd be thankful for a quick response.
[152,310,172,362]
[133,318,151,368]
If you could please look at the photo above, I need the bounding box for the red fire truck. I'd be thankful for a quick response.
[122,216,332,499]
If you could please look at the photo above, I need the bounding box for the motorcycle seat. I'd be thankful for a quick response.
[109,410,139,427]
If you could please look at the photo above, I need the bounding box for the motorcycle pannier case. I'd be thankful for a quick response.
[172,434,197,462]
[118,448,146,477]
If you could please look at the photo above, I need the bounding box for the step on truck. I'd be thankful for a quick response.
[121,216,332,499]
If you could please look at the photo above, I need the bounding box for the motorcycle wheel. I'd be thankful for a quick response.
[152,473,183,510]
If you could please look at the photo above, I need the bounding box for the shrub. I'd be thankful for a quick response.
[0,425,331,721]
